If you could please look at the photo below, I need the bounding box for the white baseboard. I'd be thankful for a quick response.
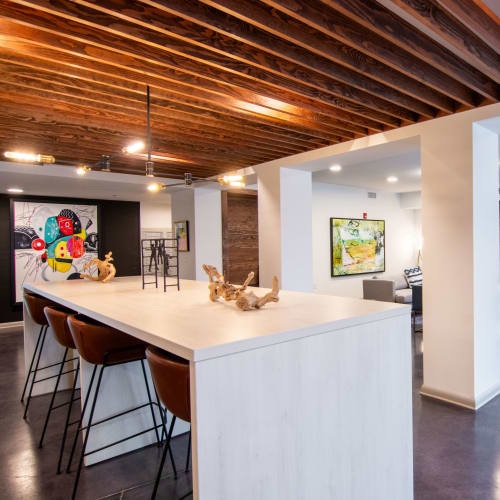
[421,382,500,411]
[0,321,24,334]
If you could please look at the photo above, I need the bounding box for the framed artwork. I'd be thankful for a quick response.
[174,220,190,252]
[11,200,99,304]
[330,218,385,277]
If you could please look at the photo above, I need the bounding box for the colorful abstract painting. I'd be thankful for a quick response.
[174,220,189,252]
[12,201,99,303]
[330,218,385,277]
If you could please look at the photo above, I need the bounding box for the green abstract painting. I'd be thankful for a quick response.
[330,218,385,277]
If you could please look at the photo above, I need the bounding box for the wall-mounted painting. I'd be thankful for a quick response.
[330,218,385,277]
[11,200,99,304]
[174,220,190,252]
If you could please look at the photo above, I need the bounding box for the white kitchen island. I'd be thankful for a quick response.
[24,276,413,500]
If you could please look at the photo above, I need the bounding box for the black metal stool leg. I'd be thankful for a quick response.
[21,324,45,402]
[39,347,69,448]
[185,427,191,472]
[57,358,80,474]
[66,364,97,473]
[71,365,105,500]
[24,325,48,419]
[151,415,176,500]
[140,359,160,445]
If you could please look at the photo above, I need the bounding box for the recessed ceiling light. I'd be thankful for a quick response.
[7,187,24,193]
[329,164,342,172]
[387,176,398,183]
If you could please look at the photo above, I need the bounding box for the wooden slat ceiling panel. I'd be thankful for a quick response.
[0,0,497,178]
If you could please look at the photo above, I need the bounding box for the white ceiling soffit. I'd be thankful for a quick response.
[0,161,175,202]
[312,150,422,193]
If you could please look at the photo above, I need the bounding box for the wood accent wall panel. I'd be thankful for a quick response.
[221,191,259,286]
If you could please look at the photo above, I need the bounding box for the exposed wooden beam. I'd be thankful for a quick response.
[0,1,405,126]
[75,0,437,118]
[381,0,500,82]
[317,0,499,100]
[0,88,327,154]
[0,51,366,139]
[0,62,352,142]
[168,0,454,113]
[436,0,500,53]
[0,38,386,134]
[260,0,481,107]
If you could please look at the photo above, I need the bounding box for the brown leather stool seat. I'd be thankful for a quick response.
[44,305,77,349]
[146,345,191,499]
[146,346,191,423]
[21,292,62,418]
[39,305,80,472]
[66,314,165,500]
[68,314,146,365]
[24,292,55,326]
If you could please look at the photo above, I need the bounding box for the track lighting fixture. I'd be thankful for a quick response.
[3,151,55,163]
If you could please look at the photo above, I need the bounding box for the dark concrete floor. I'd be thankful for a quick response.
[1,327,500,499]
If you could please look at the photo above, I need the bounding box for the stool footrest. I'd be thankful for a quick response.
[84,422,165,457]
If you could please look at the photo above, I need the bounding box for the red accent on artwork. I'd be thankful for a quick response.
[57,216,74,236]
[41,252,47,263]
[31,238,45,251]
[363,212,367,219]
[71,236,85,258]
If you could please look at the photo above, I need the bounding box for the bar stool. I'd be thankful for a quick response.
[146,345,192,500]
[66,314,173,500]
[41,305,81,474]
[21,292,66,419]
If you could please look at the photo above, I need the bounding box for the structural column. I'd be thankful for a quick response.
[420,117,500,409]
[170,187,222,281]
[256,166,313,292]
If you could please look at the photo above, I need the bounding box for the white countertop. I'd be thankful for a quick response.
[24,276,409,361]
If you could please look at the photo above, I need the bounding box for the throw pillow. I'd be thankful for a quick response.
[403,266,423,288]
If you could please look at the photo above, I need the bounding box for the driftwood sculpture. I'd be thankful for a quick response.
[80,251,116,283]
[202,264,279,311]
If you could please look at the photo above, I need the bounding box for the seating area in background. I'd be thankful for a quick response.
[363,266,423,333]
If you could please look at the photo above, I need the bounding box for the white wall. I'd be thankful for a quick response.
[140,201,172,230]
[312,183,419,298]
[170,190,196,280]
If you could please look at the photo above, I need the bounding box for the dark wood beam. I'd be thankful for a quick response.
[0,51,366,139]
[168,0,455,113]
[317,0,499,100]
[75,0,437,118]
[0,63,351,142]
[383,0,500,82]
[0,87,326,153]
[0,38,386,134]
[260,0,481,107]
[436,0,500,53]
[0,1,404,126]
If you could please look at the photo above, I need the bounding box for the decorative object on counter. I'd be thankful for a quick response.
[202,264,279,311]
[174,221,189,252]
[141,238,179,292]
[330,218,385,277]
[80,251,116,283]
[11,199,99,304]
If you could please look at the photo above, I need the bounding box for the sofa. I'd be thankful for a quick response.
[362,275,413,304]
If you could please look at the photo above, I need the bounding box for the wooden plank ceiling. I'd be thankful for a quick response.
[0,0,498,179]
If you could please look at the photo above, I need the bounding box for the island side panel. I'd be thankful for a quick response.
[190,313,413,500]
[23,299,74,396]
